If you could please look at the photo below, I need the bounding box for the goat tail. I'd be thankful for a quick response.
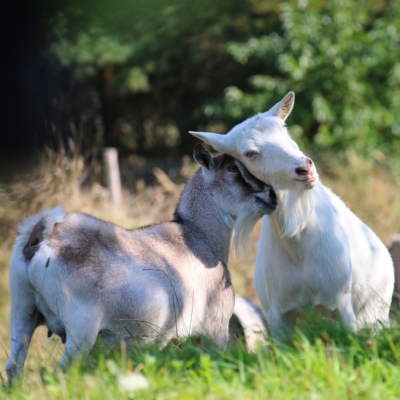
[14,205,66,263]
[7,206,66,383]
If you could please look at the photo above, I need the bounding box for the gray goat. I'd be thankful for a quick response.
[6,144,277,383]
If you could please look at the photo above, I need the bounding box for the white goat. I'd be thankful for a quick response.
[6,144,277,383]
[190,92,394,338]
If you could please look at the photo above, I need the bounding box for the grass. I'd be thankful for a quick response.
[2,321,400,399]
[0,147,399,397]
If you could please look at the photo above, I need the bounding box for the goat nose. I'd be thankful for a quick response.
[295,158,313,176]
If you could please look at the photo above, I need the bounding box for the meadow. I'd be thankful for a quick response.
[0,148,399,398]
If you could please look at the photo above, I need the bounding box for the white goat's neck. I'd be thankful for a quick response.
[174,175,233,265]
[270,188,314,239]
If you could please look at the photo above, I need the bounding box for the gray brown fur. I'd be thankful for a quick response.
[6,145,277,382]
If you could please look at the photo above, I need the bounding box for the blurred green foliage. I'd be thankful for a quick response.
[43,0,400,162]
[221,0,400,158]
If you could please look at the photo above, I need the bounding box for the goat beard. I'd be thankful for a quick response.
[233,210,261,260]
[276,188,314,238]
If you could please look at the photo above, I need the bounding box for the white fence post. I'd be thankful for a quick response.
[103,147,122,208]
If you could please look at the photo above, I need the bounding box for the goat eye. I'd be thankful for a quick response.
[245,151,259,158]
[228,165,238,172]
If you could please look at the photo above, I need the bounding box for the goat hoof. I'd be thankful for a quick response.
[47,330,53,338]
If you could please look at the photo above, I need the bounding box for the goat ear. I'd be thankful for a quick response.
[189,131,233,153]
[264,91,295,121]
[193,144,214,170]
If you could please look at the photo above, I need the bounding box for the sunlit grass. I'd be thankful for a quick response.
[2,320,400,399]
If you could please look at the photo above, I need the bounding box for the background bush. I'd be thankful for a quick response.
[8,0,399,169]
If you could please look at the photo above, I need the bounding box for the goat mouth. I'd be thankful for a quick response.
[294,173,318,187]
[255,197,277,215]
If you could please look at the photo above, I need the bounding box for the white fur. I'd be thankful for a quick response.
[190,92,394,338]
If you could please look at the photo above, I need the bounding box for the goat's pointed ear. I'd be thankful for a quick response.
[189,131,233,153]
[264,91,295,121]
[193,144,214,170]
